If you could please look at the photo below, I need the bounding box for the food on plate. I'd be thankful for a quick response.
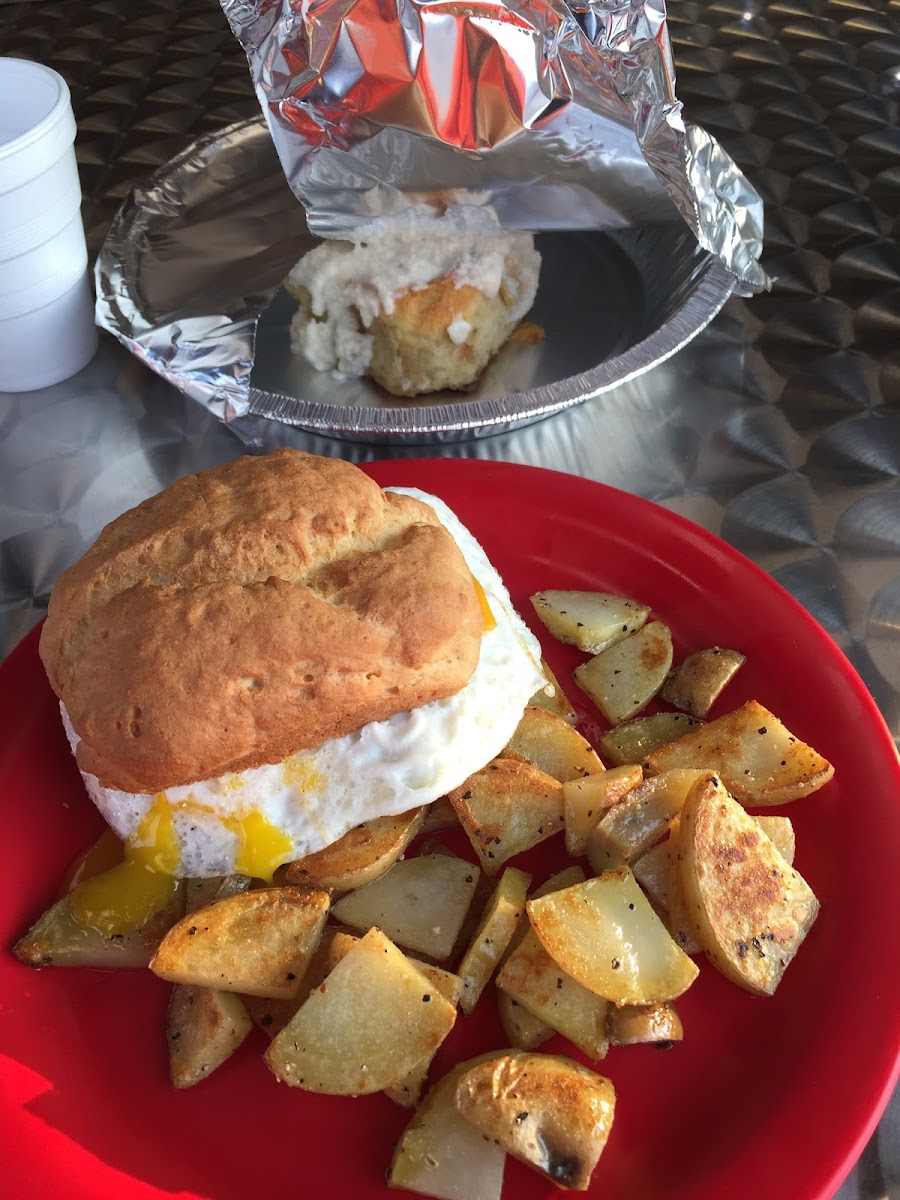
[387,1055,507,1200]
[329,853,480,960]
[452,1052,616,1191]
[166,983,253,1089]
[573,620,674,725]
[499,705,604,782]
[29,449,545,944]
[528,658,578,724]
[644,699,835,805]
[456,866,530,1015]
[563,765,643,857]
[285,205,541,398]
[448,758,564,875]
[149,885,330,997]
[678,773,820,995]
[606,1001,683,1048]
[283,806,426,893]
[585,768,706,866]
[597,711,704,765]
[265,928,457,1095]
[660,646,746,717]
[530,589,650,654]
[527,869,700,1005]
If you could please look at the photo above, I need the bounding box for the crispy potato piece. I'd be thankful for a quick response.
[266,929,457,1095]
[497,994,554,1052]
[660,647,746,718]
[385,966,466,1108]
[574,621,674,725]
[454,1052,616,1191]
[166,984,252,1089]
[587,769,706,864]
[284,807,426,892]
[449,759,564,876]
[528,869,699,1006]
[184,874,251,915]
[563,765,643,857]
[611,822,701,954]
[419,796,460,837]
[496,926,609,1060]
[599,712,704,766]
[150,886,329,998]
[754,815,795,865]
[242,926,360,1036]
[679,773,819,995]
[607,1002,683,1048]
[388,1055,506,1200]
[528,658,577,724]
[501,707,604,783]
[530,590,650,654]
[14,882,185,969]
[457,867,530,1015]
[644,700,834,805]
[331,854,478,961]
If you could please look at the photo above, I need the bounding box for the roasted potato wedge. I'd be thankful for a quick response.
[331,854,479,961]
[755,815,795,866]
[457,867,530,1014]
[598,712,704,766]
[284,807,426,892]
[166,984,253,1089]
[184,874,251,915]
[242,926,360,1036]
[607,1001,683,1048]
[574,621,674,725]
[528,869,699,1006]
[454,1052,616,1191]
[660,647,746,718]
[586,769,706,864]
[630,824,701,955]
[679,773,819,995]
[265,928,457,1095]
[528,658,577,724]
[501,707,604,783]
[385,965,466,1108]
[149,886,329,998]
[644,700,834,805]
[419,796,460,837]
[496,926,609,1060]
[14,881,185,969]
[563,765,643,857]
[530,590,650,654]
[448,759,564,876]
[388,1055,506,1200]
[497,993,554,1053]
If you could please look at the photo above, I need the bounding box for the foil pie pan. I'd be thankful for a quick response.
[96,117,735,445]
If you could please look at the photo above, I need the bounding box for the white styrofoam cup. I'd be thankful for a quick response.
[0,58,98,391]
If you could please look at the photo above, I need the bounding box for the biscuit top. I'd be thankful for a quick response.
[39,450,483,793]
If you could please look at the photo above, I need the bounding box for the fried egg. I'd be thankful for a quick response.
[63,488,546,896]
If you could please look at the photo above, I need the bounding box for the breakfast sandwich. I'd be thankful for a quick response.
[39,450,546,885]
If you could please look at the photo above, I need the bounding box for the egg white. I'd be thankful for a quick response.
[63,488,546,877]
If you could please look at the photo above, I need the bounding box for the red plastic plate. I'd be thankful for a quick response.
[2,458,899,1200]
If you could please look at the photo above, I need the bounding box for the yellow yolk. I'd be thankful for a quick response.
[69,795,294,935]
[471,574,496,632]
[69,793,179,935]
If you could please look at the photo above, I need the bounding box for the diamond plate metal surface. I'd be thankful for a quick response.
[0,0,899,1196]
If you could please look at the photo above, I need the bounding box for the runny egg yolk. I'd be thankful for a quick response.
[68,795,294,936]
[471,574,496,632]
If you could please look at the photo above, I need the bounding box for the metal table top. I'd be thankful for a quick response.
[1,0,898,1197]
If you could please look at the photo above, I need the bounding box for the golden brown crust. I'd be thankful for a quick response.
[39,450,482,793]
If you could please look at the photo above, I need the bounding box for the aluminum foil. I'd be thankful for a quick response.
[221,0,766,292]
[94,117,736,443]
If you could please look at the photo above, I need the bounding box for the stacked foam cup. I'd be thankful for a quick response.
[0,58,98,392]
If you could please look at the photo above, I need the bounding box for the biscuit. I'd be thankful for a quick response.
[39,450,483,793]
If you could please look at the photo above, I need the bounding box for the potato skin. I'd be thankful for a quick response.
[679,773,819,996]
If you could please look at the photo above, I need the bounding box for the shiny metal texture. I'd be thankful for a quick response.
[221,0,766,288]
[0,1,898,1198]
[94,114,736,439]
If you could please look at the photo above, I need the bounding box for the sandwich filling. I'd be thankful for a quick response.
[62,489,545,934]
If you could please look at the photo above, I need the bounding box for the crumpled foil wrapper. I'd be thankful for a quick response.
[221,0,766,292]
